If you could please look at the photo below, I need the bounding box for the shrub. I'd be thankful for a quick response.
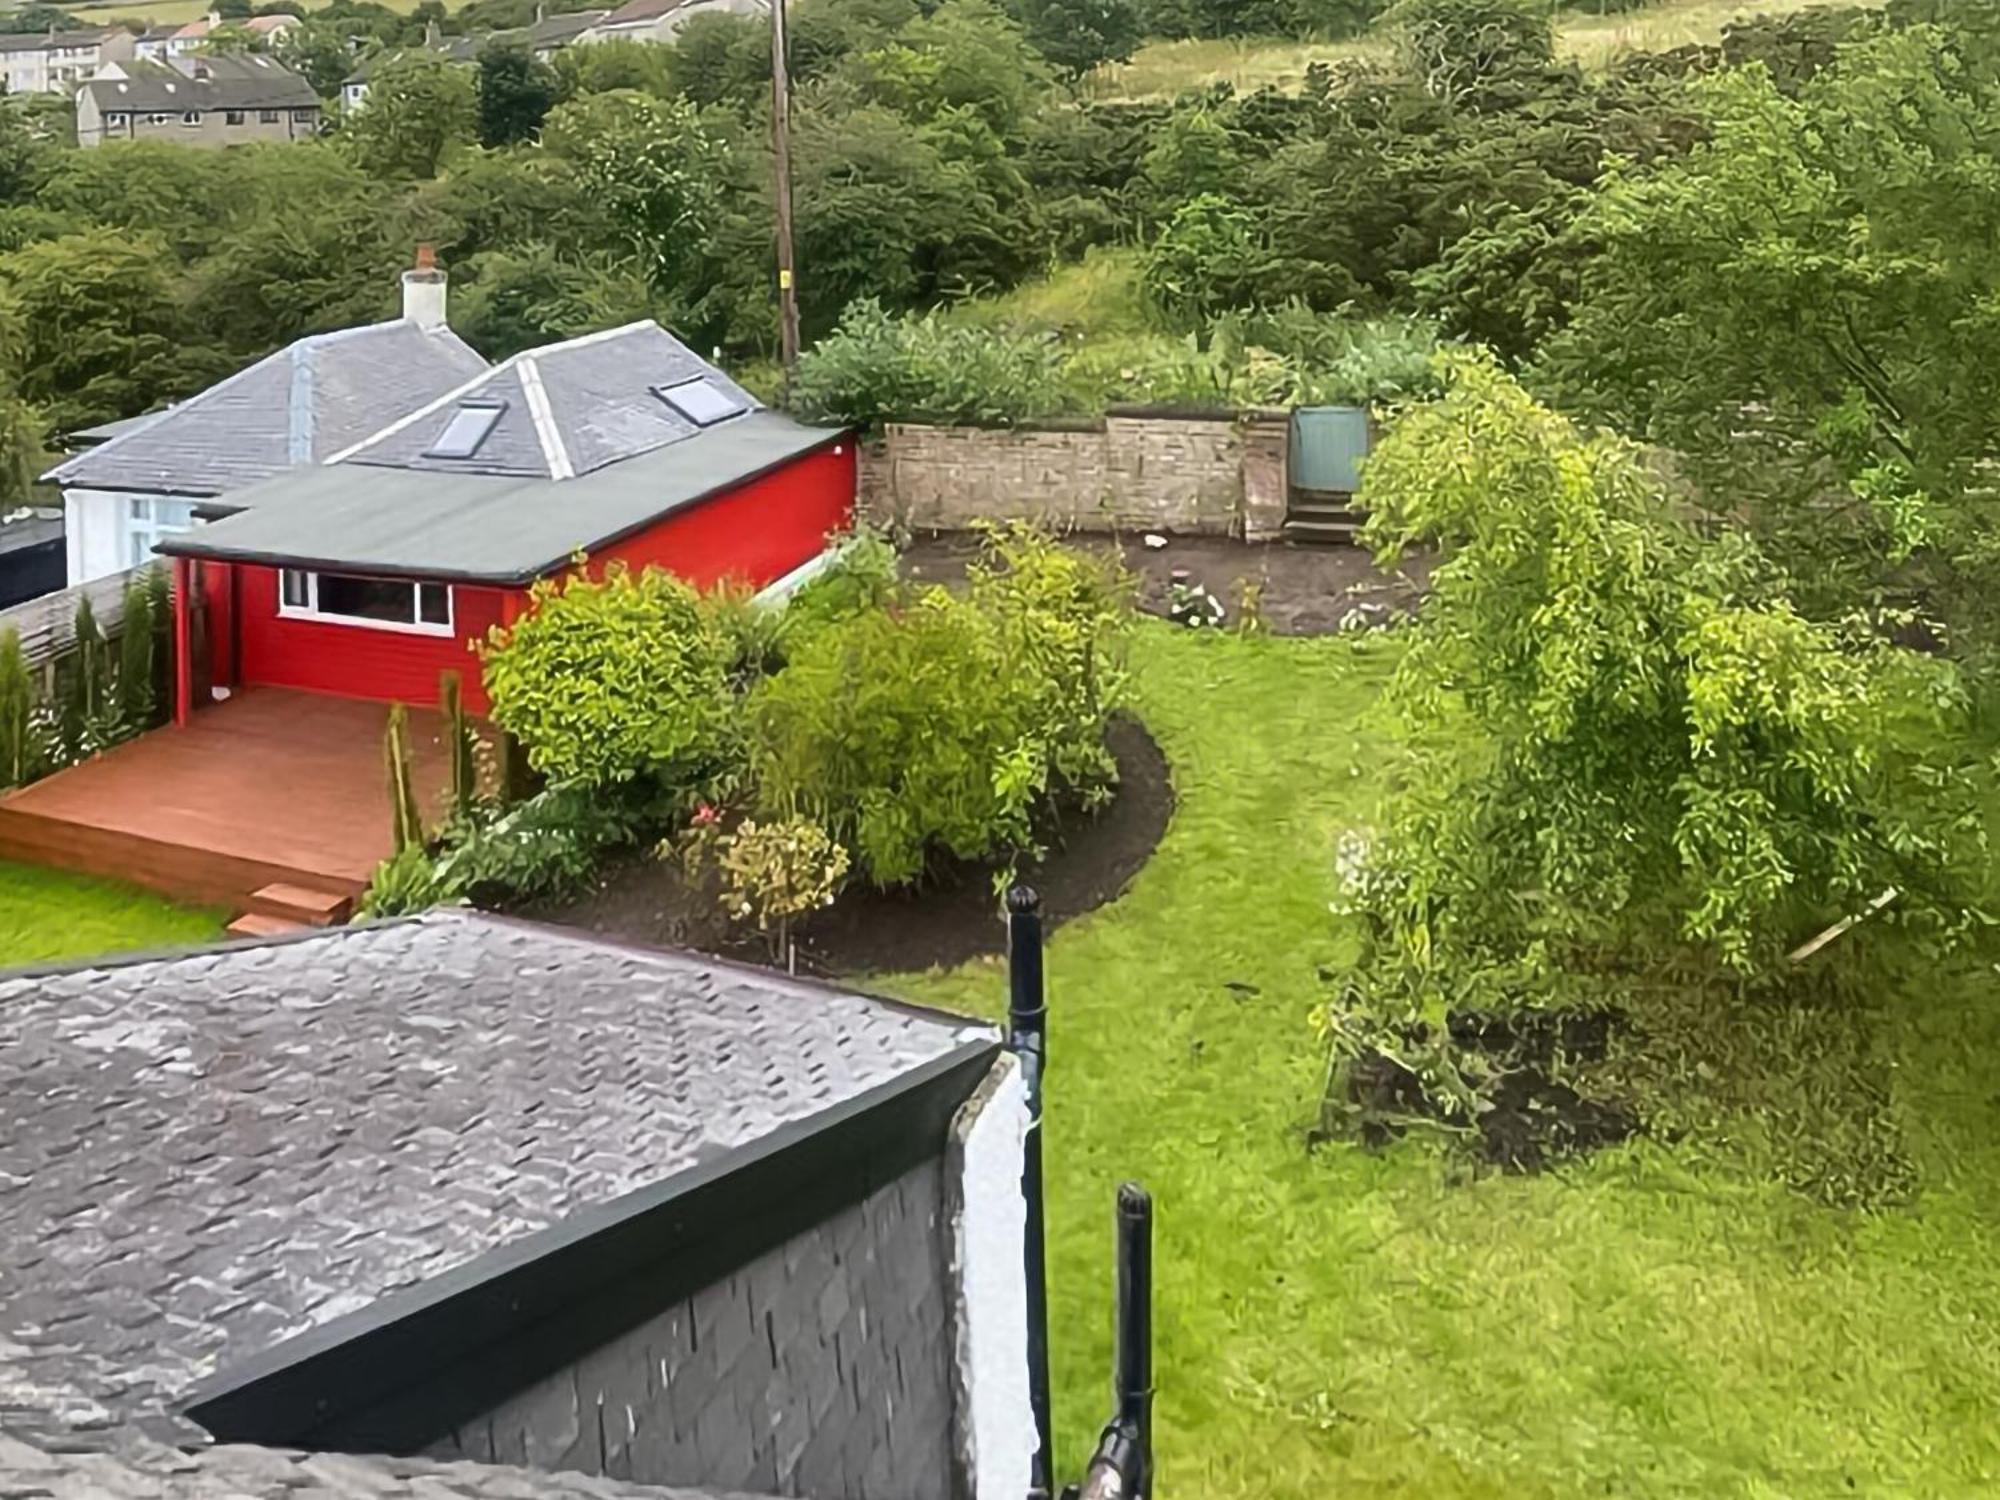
[748,523,1131,886]
[1140,194,1267,330]
[116,571,156,732]
[708,815,851,961]
[0,624,39,788]
[481,561,738,797]
[780,524,903,655]
[431,781,646,905]
[790,297,1067,429]
[359,844,443,919]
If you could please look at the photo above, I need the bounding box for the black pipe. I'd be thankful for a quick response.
[1070,1184,1154,1500]
[1006,884,1054,1500]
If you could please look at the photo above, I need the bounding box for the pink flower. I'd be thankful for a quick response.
[692,804,721,827]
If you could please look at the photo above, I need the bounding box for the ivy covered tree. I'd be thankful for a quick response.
[1328,354,1987,1105]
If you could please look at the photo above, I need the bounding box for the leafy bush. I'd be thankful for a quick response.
[481,561,739,797]
[0,624,41,788]
[747,523,1132,886]
[432,781,646,905]
[780,524,903,654]
[359,843,442,919]
[790,297,1067,429]
[1140,194,1267,330]
[1320,354,1988,1127]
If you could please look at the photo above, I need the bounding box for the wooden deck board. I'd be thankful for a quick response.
[0,688,458,906]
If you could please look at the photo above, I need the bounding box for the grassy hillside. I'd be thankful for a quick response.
[1090,0,1879,99]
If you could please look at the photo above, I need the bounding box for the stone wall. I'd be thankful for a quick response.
[428,1157,959,1500]
[860,411,1291,541]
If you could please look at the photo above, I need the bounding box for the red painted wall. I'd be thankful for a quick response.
[227,442,855,712]
[234,563,503,713]
[589,442,857,589]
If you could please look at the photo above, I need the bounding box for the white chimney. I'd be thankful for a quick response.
[401,243,447,331]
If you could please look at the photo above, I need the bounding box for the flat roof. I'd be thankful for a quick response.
[0,910,989,1449]
[158,411,848,584]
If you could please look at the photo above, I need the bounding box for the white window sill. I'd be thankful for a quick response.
[277,604,456,638]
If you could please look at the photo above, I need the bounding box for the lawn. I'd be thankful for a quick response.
[889,624,2000,1497]
[0,860,223,967]
[1089,0,1880,99]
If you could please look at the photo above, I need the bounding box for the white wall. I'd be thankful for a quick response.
[62,488,195,587]
[949,1054,1034,1500]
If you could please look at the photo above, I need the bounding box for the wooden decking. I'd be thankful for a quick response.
[0,688,457,912]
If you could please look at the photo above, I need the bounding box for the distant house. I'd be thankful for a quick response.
[0,909,1034,1500]
[581,0,766,46]
[75,53,324,148]
[0,512,63,609]
[46,255,489,586]
[165,8,303,55]
[342,10,607,111]
[0,26,135,94]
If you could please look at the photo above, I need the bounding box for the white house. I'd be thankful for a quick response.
[0,27,135,94]
[580,0,766,46]
[46,254,486,588]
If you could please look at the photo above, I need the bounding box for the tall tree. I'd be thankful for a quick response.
[476,40,560,147]
[0,229,214,434]
[339,52,478,179]
[1543,23,2000,634]
[1007,0,1143,77]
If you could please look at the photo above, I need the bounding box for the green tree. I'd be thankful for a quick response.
[1544,24,2000,635]
[1141,193,1266,327]
[275,19,362,98]
[476,40,559,147]
[1383,0,1556,99]
[454,242,655,358]
[339,52,477,179]
[0,229,210,433]
[1333,354,1985,1089]
[1007,0,1143,77]
[540,89,727,297]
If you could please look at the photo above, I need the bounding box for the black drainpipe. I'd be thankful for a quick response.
[1007,884,1054,1500]
[1067,1183,1155,1500]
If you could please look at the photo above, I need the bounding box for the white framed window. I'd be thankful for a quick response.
[278,569,454,637]
[258,108,279,123]
[180,109,201,126]
[127,496,198,568]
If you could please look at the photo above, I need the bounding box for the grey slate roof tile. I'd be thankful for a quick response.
[78,55,321,113]
[340,323,760,480]
[46,321,489,497]
[0,1429,768,1498]
[0,911,985,1447]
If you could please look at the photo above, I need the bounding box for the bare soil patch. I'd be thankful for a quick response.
[900,530,1429,638]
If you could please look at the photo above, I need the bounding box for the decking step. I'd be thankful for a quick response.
[245,881,354,927]
[226,911,313,940]
[1283,518,1363,545]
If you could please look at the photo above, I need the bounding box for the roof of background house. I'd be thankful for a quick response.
[138,23,182,41]
[68,408,172,448]
[0,514,61,557]
[0,26,119,52]
[0,910,990,1456]
[162,408,847,582]
[77,53,320,113]
[346,12,607,80]
[595,0,760,28]
[46,318,489,497]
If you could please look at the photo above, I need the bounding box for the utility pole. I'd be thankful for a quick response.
[769,0,801,378]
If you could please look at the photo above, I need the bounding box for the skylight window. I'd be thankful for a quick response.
[424,399,506,460]
[655,377,746,428]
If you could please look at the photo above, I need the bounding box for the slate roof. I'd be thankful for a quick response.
[347,12,607,81]
[0,28,118,53]
[77,55,321,114]
[46,319,489,497]
[0,910,986,1451]
[0,1430,766,1499]
[337,322,763,480]
[156,321,850,583]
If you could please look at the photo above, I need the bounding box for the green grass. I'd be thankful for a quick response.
[1089,0,1879,99]
[887,625,2000,1496]
[0,860,223,967]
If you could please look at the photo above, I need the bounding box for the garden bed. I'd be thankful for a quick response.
[527,713,1173,976]
[900,530,1429,638]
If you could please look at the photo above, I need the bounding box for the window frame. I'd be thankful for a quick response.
[224,108,245,125]
[276,568,456,638]
[258,107,280,123]
[126,495,198,568]
[179,109,202,126]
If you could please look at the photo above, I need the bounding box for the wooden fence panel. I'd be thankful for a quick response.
[0,566,153,674]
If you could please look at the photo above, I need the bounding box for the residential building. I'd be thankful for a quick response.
[164,8,302,55]
[342,10,607,111]
[132,22,181,61]
[155,316,855,717]
[0,908,1034,1500]
[581,0,766,46]
[75,53,324,148]
[0,26,135,94]
[46,256,489,586]
[0,511,62,608]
